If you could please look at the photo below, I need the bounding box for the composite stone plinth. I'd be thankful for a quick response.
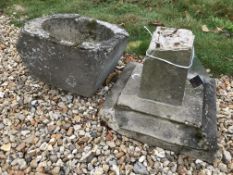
[99,62,218,162]
[17,14,128,97]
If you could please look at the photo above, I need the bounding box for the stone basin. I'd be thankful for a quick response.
[17,14,128,96]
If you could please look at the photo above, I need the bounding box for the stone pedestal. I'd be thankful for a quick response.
[99,27,217,162]
[140,27,195,105]
[99,62,217,162]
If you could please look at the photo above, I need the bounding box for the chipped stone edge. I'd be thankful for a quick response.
[21,13,129,49]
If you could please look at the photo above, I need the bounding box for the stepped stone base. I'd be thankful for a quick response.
[99,61,218,162]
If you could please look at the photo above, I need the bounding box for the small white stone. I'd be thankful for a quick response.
[0,143,11,152]
[228,126,233,134]
[67,154,74,159]
[3,119,12,126]
[21,130,30,136]
[94,167,104,175]
[79,130,85,136]
[55,159,64,166]
[31,100,37,106]
[73,125,81,131]
[39,142,48,151]
[223,150,232,162]
[36,155,42,162]
[28,149,37,156]
[112,164,120,175]
[139,155,146,163]
[51,166,60,175]
[11,158,27,170]
[17,114,25,121]
[0,92,4,98]
[49,138,56,144]
[195,159,203,164]
[69,135,76,140]
[47,144,53,151]
[103,164,109,172]
[107,141,116,148]
[218,162,228,173]
[72,149,78,154]
[60,146,65,152]
[104,86,109,91]
[0,123,4,129]
[156,150,165,158]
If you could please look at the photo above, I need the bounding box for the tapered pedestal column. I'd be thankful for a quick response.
[140,27,195,105]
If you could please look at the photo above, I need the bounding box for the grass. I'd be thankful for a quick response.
[1,0,233,75]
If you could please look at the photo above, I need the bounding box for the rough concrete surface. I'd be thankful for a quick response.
[140,27,194,105]
[118,64,203,128]
[17,14,129,97]
[99,62,218,162]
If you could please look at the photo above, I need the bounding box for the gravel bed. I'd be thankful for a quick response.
[0,14,232,175]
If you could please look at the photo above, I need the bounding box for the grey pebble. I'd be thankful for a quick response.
[223,150,232,163]
[50,155,58,163]
[0,123,4,129]
[133,161,149,175]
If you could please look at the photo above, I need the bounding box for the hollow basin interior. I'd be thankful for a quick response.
[42,17,115,45]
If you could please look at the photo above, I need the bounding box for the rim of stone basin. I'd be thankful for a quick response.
[21,13,129,50]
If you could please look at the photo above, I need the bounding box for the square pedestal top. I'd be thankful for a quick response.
[149,27,195,51]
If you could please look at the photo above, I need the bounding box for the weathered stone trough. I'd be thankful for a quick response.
[17,14,128,96]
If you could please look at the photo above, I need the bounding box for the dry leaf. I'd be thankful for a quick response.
[106,130,113,141]
[213,27,223,33]
[0,43,6,50]
[105,71,120,85]
[149,20,165,27]
[118,23,125,27]
[77,137,90,145]
[202,25,210,32]
[124,55,137,64]
[51,133,62,139]
[9,170,25,175]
